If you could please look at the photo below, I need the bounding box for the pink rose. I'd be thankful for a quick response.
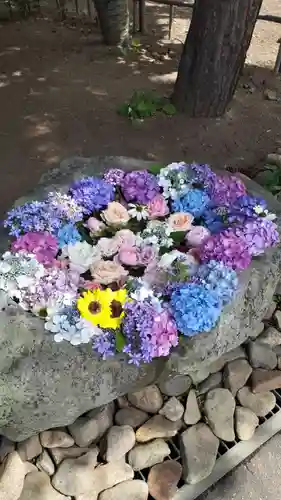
[185,226,211,247]
[138,245,157,266]
[114,229,136,249]
[86,217,106,235]
[97,237,120,257]
[118,246,139,266]
[148,194,169,219]
[168,212,194,232]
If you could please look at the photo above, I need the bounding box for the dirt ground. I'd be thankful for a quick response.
[0,0,281,217]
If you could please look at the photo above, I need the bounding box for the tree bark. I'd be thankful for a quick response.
[93,0,129,47]
[172,0,263,117]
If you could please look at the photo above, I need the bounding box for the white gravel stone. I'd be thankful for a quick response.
[40,430,74,449]
[136,415,181,443]
[223,359,252,396]
[19,471,68,500]
[99,480,148,500]
[0,451,26,500]
[204,389,235,442]
[235,406,259,441]
[104,425,135,462]
[158,375,192,397]
[184,389,201,425]
[115,408,148,428]
[180,424,219,484]
[17,435,42,461]
[36,449,55,476]
[248,341,277,370]
[49,446,91,465]
[68,403,114,447]
[128,439,170,471]
[52,448,99,496]
[237,386,276,417]
[159,397,184,422]
[127,386,163,413]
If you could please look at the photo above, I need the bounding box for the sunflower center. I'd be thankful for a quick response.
[111,300,123,318]
[88,301,101,314]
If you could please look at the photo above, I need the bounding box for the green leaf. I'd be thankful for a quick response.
[115,331,126,353]
[170,231,186,243]
[117,102,130,117]
[148,163,164,175]
[162,103,176,116]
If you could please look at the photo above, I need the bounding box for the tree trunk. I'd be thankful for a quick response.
[93,0,129,47]
[172,0,262,117]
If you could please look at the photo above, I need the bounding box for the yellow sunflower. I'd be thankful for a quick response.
[77,288,127,330]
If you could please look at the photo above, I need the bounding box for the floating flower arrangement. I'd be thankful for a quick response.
[0,162,279,365]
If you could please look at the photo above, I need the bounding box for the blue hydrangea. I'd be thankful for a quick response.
[69,177,114,214]
[170,283,222,336]
[172,189,210,217]
[57,223,81,248]
[202,207,228,233]
[92,330,116,360]
[197,260,238,305]
[227,194,267,224]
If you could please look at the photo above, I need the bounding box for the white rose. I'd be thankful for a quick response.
[65,241,101,274]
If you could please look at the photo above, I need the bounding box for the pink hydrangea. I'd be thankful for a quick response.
[207,174,246,207]
[149,309,179,357]
[12,232,58,267]
[198,230,251,270]
[228,219,279,256]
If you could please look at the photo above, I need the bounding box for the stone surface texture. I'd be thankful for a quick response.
[52,448,99,495]
[251,369,281,393]
[19,471,68,500]
[115,408,148,428]
[180,423,219,484]
[104,425,135,461]
[159,397,184,422]
[99,480,148,500]
[258,326,281,347]
[248,341,277,370]
[40,430,74,449]
[0,157,280,440]
[17,435,42,461]
[204,389,236,442]
[36,449,55,476]
[198,372,222,395]
[68,404,114,447]
[0,451,26,500]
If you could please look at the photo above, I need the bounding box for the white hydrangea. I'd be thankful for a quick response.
[158,162,192,200]
[45,309,102,346]
[0,251,45,297]
[142,220,173,249]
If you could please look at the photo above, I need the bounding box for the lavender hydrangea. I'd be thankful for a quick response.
[103,168,125,186]
[69,177,114,214]
[122,300,157,365]
[188,162,216,187]
[197,260,238,305]
[170,283,222,336]
[121,170,160,204]
[172,189,210,217]
[229,219,279,256]
[47,192,84,223]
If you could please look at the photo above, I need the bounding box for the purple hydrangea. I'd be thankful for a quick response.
[188,163,216,187]
[47,192,84,223]
[227,195,267,224]
[198,230,252,270]
[103,168,125,186]
[207,174,246,207]
[122,300,157,365]
[4,201,62,237]
[170,283,222,336]
[121,170,160,204]
[228,219,279,256]
[69,177,114,214]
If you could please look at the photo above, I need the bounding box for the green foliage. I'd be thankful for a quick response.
[256,165,281,196]
[170,231,186,244]
[118,91,176,121]
[115,330,126,352]
[148,163,164,175]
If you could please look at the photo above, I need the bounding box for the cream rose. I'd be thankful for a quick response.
[90,260,128,285]
[102,202,130,227]
[97,237,120,257]
[168,212,194,232]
